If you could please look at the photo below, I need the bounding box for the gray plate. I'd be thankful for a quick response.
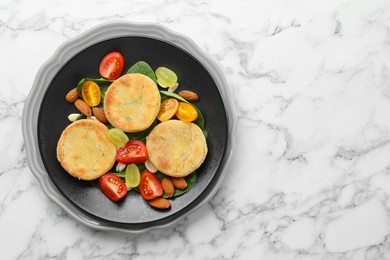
[22,21,236,233]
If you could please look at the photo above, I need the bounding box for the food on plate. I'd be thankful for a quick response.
[99,52,125,80]
[148,197,171,209]
[56,119,116,180]
[178,90,199,101]
[107,128,129,148]
[171,177,188,189]
[92,107,108,123]
[116,140,148,164]
[59,56,208,207]
[99,173,127,201]
[156,98,179,122]
[127,61,157,84]
[74,99,92,117]
[124,164,140,189]
[155,67,178,88]
[68,113,81,122]
[175,102,198,123]
[145,159,158,173]
[65,88,78,103]
[104,73,160,132]
[161,178,175,198]
[139,170,164,200]
[146,120,207,177]
[81,81,101,107]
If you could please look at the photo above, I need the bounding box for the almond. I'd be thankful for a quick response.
[145,160,158,173]
[171,177,187,190]
[161,178,175,198]
[148,197,171,209]
[68,113,81,122]
[74,99,92,117]
[92,107,108,123]
[178,90,199,101]
[65,88,79,103]
[116,162,126,172]
[168,83,179,93]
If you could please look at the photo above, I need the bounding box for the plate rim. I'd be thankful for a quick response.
[22,21,237,233]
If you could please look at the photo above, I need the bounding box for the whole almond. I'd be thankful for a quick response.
[74,99,92,117]
[161,178,175,198]
[178,90,199,101]
[65,88,79,103]
[149,198,171,209]
[171,177,187,190]
[92,107,108,123]
[68,113,81,122]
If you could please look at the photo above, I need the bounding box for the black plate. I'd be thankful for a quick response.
[38,36,227,227]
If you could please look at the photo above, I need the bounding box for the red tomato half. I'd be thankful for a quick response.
[99,173,127,201]
[99,52,125,80]
[116,140,148,164]
[139,170,163,200]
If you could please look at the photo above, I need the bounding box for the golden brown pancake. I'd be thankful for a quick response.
[56,119,116,180]
[146,120,208,177]
[104,73,160,132]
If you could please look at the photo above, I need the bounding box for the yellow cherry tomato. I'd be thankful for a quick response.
[81,81,101,107]
[157,98,179,122]
[175,102,198,123]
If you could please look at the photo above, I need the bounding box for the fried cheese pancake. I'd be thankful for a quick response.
[146,120,208,177]
[104,73,160,132]
[56,119,116,180]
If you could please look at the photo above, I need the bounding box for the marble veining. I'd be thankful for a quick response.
[2,0,390,259]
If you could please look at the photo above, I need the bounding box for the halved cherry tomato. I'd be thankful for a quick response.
[157,98,179,121]
[175,102,198,122]
[99,52,125,80]
[116,140,148,164]
[99,173,127,201]
[139,170,163,200]
[81,81,101,107]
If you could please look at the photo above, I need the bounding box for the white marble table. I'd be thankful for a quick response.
[2,0,390,259]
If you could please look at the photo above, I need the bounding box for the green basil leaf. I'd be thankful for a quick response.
[76,114,87,120]
[159,91,208,138]
[98,84,110,109]
[159,90,187,103]
[114,172,125,178]
[193,107,207,138]
[126,61,157,84]
[137,164,146,172]
[126,119,159,142]
[105,123,115,129]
